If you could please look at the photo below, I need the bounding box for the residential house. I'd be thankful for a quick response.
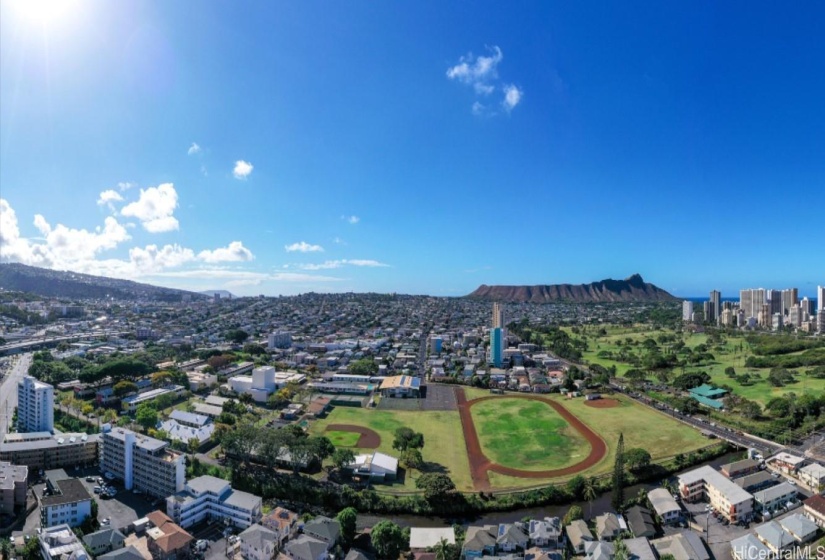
[462,526,497,559]
[623,537,657,560]
[261,507,299,547]
[565,520,593,555]
[495,523,528,553]
[583,541,612,560]
[98,546,146,560]
[647,488,680,525]
[283,536,328,560]
[594,513,621,541]
[731,534,771,560]
[527,518,562,549]
[82,528,126,557]
[39,524,87,560]
[625,506,656,539]
[779,513,818,544]
[798,463,825,491]
[523,547,562,560]
[720,459,760,479]
[733,471,776,493]
[753,482,796,514]
[302,516,340,546]
[409,528,456,551]
[769,452,806,475]
[239,524,278,560]
[804,494,825,527]
[755,521,795,556]
[145,510,194,560]
[650,531,709,560]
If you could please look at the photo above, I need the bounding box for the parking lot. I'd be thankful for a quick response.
[24,465,162,534]
[376,383,457,411]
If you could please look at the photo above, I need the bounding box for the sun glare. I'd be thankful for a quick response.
[6,0,79,28]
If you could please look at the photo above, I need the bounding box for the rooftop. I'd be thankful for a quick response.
[678,465,753,503]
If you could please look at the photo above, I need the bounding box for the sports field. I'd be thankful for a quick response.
[470,398,590,470]
[325,430,362,448]
[311,407,472,490]
[309,389,711,492]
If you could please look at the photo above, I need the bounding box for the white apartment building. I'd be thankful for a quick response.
[268,331,293,349]
[39,478,92,528]
[100,428,184,498]
[678,465,754,523]
[17,376,54,433]
[229,367,305,403]
[166,475,262,530]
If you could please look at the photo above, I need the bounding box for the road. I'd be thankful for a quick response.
[0,352,31,436]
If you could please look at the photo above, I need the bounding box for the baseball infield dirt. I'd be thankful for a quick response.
[584,398,620,409]
[325,424,381,448]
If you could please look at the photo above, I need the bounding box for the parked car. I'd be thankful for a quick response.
[93,486,102,494]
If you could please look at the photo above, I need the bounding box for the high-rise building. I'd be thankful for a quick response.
[682,301,694,322]
[489,327,504,368]
[801,297,814,316]
[720,309,734,327]
[789,305,803,328]
[492,303,504,329]
[740,288,766,319]
[818,286,825,333]
[782,289,799,315]
[709,291,721,324]
[17,376,54,434]
[768,290,783,316]
[100,427,185,498]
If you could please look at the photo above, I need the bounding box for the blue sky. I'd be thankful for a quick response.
[1,1,823,297]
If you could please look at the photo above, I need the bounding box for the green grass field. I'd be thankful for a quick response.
[578,326,825,405]
[308,392,711,492]
[481,393,711,490]
[325,430,362,448]
[470,398,590,471]
[310,407,471,491]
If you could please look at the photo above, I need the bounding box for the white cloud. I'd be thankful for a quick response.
[187,142,201,155]
[446,46,503,86]
[502,84,523,111]
[345,259,389,267]
[120,183,180,233]
[129,244,196,273]
[296,259,389,270]
[198,241,255,263]
[285,241,324,253]
[341,215,359,224]
[97,189,124,213]
[447,46,523,115]
[0,198,131,270]
[233,160,253,179]
[117,182,136,191]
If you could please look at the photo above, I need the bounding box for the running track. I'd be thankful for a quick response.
[455,388,608,491]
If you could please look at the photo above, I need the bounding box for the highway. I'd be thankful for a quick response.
[0,331,129,356]
[0,352,31,437]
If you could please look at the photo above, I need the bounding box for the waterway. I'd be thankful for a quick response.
[357,450,742,529]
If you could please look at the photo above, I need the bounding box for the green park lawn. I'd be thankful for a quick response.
[470,398,590,471]
[576,327,825,406]
[325,430,362,448]
[310,407,472,491]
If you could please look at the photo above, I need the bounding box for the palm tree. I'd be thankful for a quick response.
[583,477,598,519]
[434,538,449,560]
[613,539,629,560]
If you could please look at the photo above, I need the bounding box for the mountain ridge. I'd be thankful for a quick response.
[466,274,677,303]
[0,263,208,302]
